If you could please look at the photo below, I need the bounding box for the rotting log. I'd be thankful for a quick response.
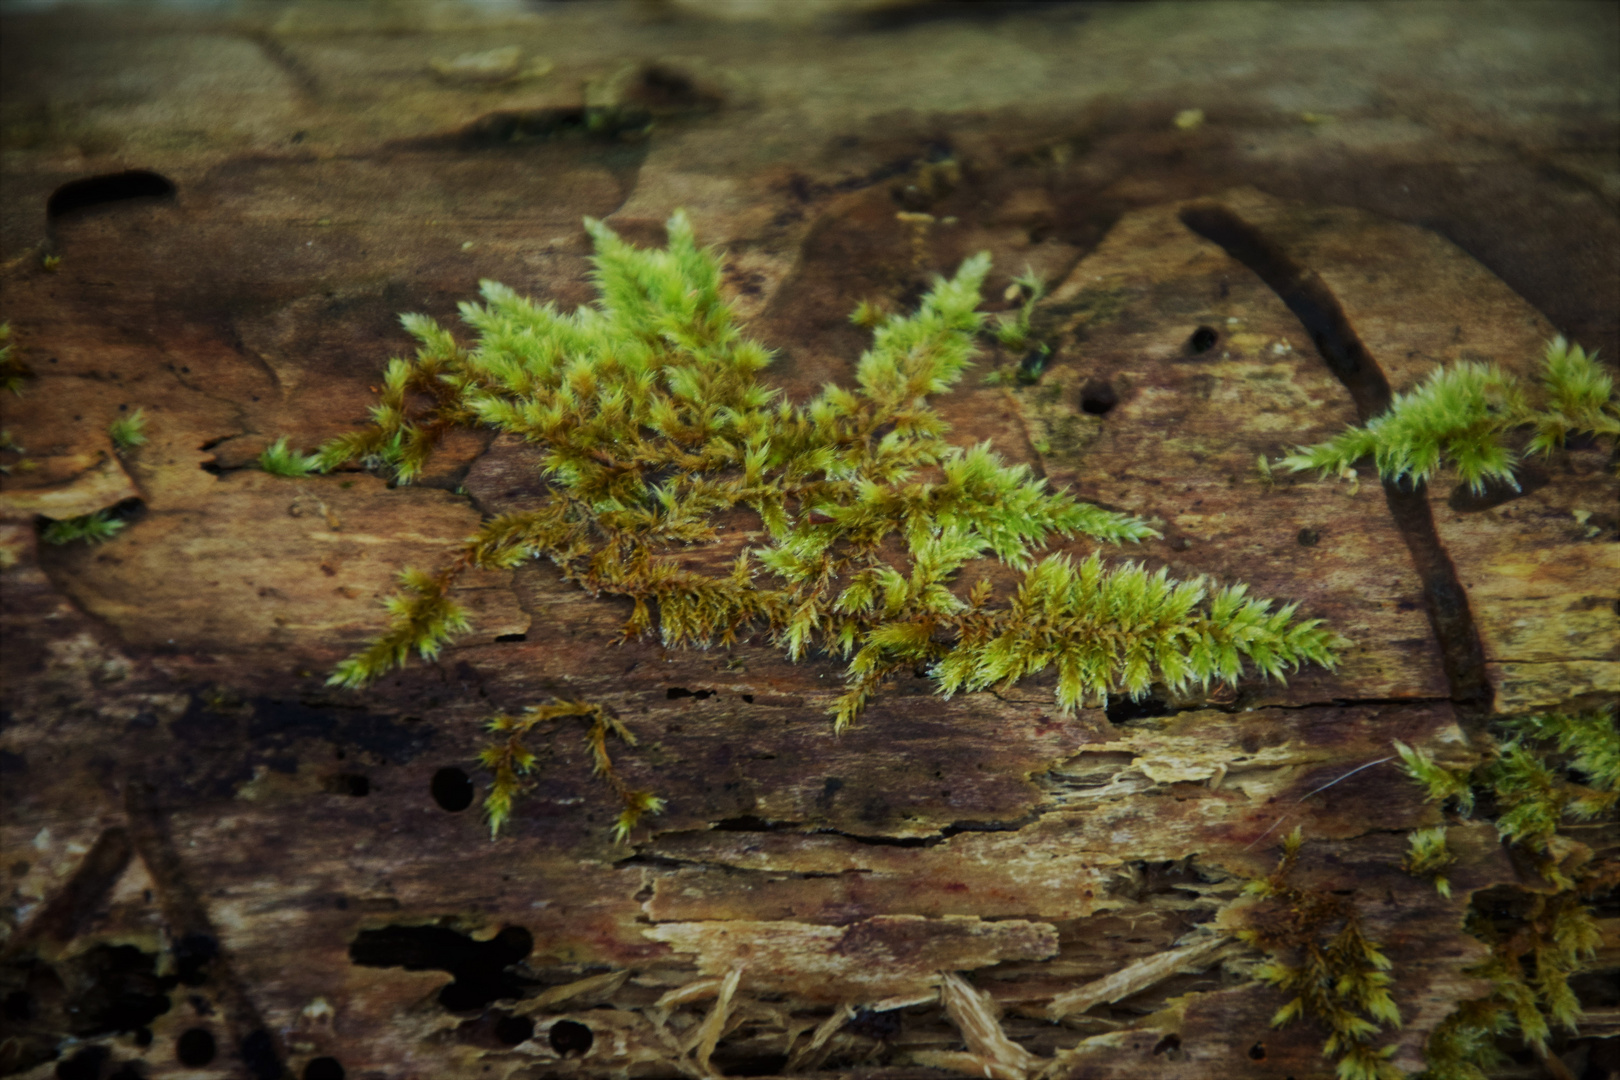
[2,7,1617,1080]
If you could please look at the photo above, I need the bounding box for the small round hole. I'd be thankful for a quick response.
[494,1014,535,1046]
[1249,1041,1267,1060]
[431,767,474,812]
[549,1019,594,1056]
[1188,325,1219,353]
[1296,527,1321,547]
[176,1028,217,1067]
[1078,379,1118,416]
[303,1058,346,1080]
[493,925,534,961]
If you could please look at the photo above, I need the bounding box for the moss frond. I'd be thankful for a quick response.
[0,323,34,395]
[477,700,663,842]
[936,553,1341,715]
[328,567,470,689]
[108,408,148,451]
[1401,826,1454,898]
[1393,739,1475,815]
[41,509,126,545]
[1241,831,1402,1080]
[257,436,318,477]
[1529,336,1620,454]
[1284,339,1619,493]
[991,265,1048,354]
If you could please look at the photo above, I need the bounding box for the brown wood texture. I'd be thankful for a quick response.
[1,5,1617,1080]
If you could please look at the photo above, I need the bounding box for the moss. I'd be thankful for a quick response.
[307,210,1344,836]
[107,408,147,452]
[479,700,664,840]
[41,509,126,546]
[1285,338,1619,494]
[1397,706,1618,1077]
[1240,827,1404,1080]
[0,323,34,395]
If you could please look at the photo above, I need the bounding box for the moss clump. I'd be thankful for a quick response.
[319,212,1339,713]
[312,211,1342,834]
[1285,337,1619,494]
[107,408,147,451]
[1397,706,1618,1077]
[1241,827,1403,1080]
[0,323,34,396]
[257,436,318,478]
[41,508,126,545]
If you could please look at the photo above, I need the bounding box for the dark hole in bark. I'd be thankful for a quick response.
[1151,1033,1181,1055]
[239,1028,283,1080]
[494,632,527,642]
[70,943,174,1034]
[304,1057,346,1080]
[494,1014,536,1046]
[1250,1041,1268,1060]
[666,687,713,700]
[174,932,219,987]
[348,925,535,1011]
[1297,527,1321,547]
[47,169,176,219]
[1105,695,1173,725]
[729,1054,792,1076]
[549,1019,594,1056]
[176,1028,216,1067]
[711,815,785,832]
[323,773,371,796]
[1188,325,1219,353]
[431,767,474,812]
[1078,379,1118,416]
[54,1046,109,1080]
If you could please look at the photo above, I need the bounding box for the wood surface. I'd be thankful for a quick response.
[1,5,1616,1079]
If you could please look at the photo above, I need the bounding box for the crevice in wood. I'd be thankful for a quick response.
[1177,201,1494,728]
[124,779,288,1080]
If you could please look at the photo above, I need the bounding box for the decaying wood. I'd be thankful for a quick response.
[2,4,1616,1079]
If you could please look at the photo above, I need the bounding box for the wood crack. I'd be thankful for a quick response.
[1178,201,1494,729]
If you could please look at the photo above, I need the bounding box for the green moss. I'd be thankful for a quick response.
[1397,706,1618,1076]
[107,408,148,451]
[310,210,1344,836]
[42,509,126,545]
[1285,338,1619,494]
[479,700,664,840]
[0,323,33,395]
[991,265,1048,354]
[1240,827,1403,1080]
[1401,825,1455,898]
[257,436,318,478]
